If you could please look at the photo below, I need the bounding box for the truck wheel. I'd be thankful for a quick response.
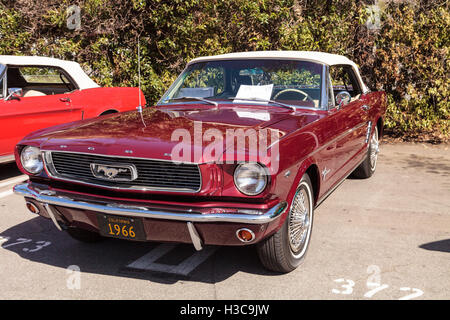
[352,126,379,179]
[66,226,103,243]
[257,173,314,273]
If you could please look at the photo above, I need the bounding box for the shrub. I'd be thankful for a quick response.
[0,0,448,141]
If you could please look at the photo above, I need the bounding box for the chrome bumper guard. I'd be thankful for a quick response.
[14,182,287,251]
[14,182,287,225]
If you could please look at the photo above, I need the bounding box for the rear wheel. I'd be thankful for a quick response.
[66,226,103,243]
[352,126,379,179]
[257,173,314,273]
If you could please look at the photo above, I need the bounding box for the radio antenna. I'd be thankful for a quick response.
[136,36,146,127]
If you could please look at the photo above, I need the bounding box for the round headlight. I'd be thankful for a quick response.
[20,146,43,174]
[233,163,268,196]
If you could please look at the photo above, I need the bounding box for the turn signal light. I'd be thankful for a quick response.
[26,202,40,214]
[236,228,255,243]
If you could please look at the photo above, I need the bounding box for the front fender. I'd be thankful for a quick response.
[263,156,319,238]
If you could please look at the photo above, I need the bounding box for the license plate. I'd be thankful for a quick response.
[97,214,146,241]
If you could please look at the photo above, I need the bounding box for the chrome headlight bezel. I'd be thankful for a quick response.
[233,162,269,196]
[20,146,43,175]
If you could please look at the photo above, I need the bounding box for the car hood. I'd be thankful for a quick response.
[28,104,322,163]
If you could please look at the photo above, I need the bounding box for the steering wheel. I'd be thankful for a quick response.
[273,88,314,103]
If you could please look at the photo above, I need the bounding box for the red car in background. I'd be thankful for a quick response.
[0,56,145,163]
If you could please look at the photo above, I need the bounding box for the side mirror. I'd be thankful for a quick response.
[5,88,23,101]
[335,91,351,109]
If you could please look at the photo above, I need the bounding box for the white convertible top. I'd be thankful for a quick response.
[0,55,99,90]
[189,51,368,92]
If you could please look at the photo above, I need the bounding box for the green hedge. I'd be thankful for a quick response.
[0,0,448,141]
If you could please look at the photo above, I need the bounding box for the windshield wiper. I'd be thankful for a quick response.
[168,96,218,107]
[227,97,295,112]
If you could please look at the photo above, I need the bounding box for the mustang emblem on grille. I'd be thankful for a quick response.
[97,166,127,178]
[90,163,138,181]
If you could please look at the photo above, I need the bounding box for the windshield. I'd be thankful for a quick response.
[159,59,323,108]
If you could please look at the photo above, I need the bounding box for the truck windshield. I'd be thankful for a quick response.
[158,59,323,109]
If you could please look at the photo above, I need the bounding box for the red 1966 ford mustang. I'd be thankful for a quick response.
[0,56,145,163]
[13,51,386,273]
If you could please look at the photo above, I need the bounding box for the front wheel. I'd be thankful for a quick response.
[257,173,314,273]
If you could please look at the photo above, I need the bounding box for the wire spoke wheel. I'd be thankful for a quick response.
[256,174,314,273]
[369,126,379,171]
[351,124,380,179]
[288,183,312,258]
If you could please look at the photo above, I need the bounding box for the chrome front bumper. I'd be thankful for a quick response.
[13,182,287,225]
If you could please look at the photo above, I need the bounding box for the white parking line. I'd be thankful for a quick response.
[0,190,14,199]
[127,243,177,269]
[126,243,217,276]
[0,175,27,189]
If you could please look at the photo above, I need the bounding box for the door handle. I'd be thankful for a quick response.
[60,97,71,103]
[361,104,370,111]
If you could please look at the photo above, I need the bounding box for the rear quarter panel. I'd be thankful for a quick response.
[362,91,387,135]
[71,87,145,118]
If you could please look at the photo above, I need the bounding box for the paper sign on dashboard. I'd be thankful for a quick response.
[233,84,273,104]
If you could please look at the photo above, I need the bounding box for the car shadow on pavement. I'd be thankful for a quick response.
[0,216,279,285]
[419,239,450,253]
[0,162,22,180]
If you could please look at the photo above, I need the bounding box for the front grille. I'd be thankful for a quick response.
[46,151,201,192]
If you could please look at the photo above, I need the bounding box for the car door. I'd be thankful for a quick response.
[329,65,369,180]
[0,65,83,157]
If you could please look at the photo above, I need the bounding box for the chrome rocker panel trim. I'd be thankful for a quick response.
[13,182,287,225]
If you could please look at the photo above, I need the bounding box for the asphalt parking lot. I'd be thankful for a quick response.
[0,142,449,300]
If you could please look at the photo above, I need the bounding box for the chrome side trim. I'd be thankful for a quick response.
[13,183,288,224]
[187,222,203,251]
